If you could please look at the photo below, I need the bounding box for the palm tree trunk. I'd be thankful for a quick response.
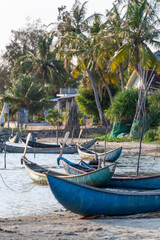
[0,102,9,125]
[98,68,113,104]
[119,63,125,89]
[86,68,107,126]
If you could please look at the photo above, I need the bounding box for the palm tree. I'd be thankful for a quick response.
[109,0,160,75]
[103,4,126,88]
[20,33,67,95]
[60,28,107,126]
[57,0,91,75]
[57,0,89,35]
[90,18,120,103]
[57,2,109,126]
[3,74,48,116]
[109,0,160,138]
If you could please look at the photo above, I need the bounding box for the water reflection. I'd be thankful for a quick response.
[0,152,160,218]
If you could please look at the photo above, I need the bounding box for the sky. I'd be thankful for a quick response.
[0,0,114,55]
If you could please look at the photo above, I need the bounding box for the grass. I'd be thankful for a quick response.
[89,133,160,144]
[88,133,133,142]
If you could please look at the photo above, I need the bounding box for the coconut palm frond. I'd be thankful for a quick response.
[109,44,130,72]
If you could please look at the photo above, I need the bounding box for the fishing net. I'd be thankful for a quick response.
[109,121,132,139]
[129,118,148,139]
[129,119,143,139]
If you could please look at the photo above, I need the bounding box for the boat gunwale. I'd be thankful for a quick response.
[62,160,116,177]
[112,173,160,180]
[23,157,116,179]
[47,173,160,196]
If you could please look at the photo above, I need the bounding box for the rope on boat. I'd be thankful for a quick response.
[0,173,36,193]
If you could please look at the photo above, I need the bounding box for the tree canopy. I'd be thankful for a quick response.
[0,0,160,128]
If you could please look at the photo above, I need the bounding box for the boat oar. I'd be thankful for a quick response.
[77,144,96,155]
[59,132,70,158]
[77,129,83,145]
[21,133,31,164]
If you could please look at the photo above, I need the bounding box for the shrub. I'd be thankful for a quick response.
[148,94,160,128]
[75,85,118,121]
[105,88,138,123]
[148,108,160,128]
[143,129,157,142]
[45,109,63,126]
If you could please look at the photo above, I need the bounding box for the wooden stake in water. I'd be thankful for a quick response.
[56,120,59,145]
[4,143,6,169]
[34,146,36,158]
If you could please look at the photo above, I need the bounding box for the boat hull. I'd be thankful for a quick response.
[24,164,48,184]
[47,174,160,216]
[59,157,160,190]
[108,174,160,190]
[0,138,97,154]
[81,161,160,190]
[78,146,122,162]
[23,157,116,187]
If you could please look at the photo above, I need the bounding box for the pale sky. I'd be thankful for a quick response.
[0,0,114,55]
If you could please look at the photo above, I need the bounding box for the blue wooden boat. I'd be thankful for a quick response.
[57,156,95,175]
[0,137,97,154]
[21,156,116,187]
[47,174,160,216]
[107,174,160,190]
[57,156,115,175]
[21,137,97,150]
[58,157,160,190]
[21,137,60,148]
[77,145,122,162]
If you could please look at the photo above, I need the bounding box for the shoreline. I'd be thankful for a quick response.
[1,211,160,239]
[39,137,160,155]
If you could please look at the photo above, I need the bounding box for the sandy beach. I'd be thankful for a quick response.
[1,211,160,239]
[1,140,160,239]
[40,136,160,156]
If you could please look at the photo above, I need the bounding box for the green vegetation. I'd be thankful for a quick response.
[3,74,49,117]
[0,0,159,143]
[105,88,139,123]
[76,84,118,122]
[45,109,63,126]
[148,94,160,128]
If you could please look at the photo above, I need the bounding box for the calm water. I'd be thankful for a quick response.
[0,151,160,219]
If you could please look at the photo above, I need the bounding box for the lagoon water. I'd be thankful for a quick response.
[0,151,160,219]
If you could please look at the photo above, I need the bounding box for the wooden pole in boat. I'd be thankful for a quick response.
[103,128,108,166]
[98,156,102,169]
[59,132,70,158]
[77,129,83,145]
[23,133,31,157]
